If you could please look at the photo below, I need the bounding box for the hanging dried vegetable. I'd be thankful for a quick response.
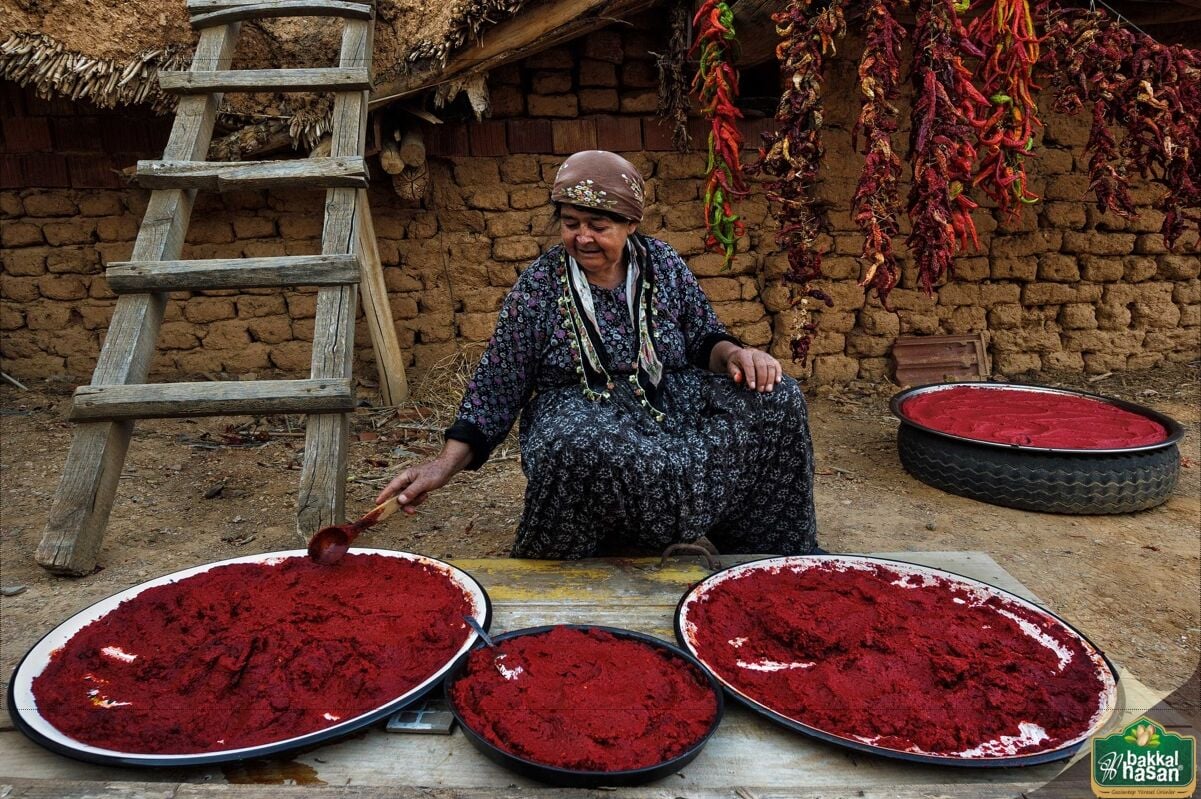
[907,0,990,294]
[691,0,748,268]
[1042,6,1200,250]
[967,0,1042,220]
[851,0,907,306]
[657,0,693,152]
[753,0,845,363]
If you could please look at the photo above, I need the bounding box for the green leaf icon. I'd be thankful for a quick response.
[1125,735,1138,743]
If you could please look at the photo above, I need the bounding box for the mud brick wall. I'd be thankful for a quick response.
[2,22,1199,384]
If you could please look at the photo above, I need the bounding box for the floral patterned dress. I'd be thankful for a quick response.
[446,236,818,558]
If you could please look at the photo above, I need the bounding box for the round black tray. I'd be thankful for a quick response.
[8,549,492,767]
[443,624,724,787]
[890,382,1184,454]
[674,555,1120,768]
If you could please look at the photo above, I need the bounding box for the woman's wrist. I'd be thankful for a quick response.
[709,340,743,373]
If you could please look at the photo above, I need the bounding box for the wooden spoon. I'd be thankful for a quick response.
[306,497,402,565]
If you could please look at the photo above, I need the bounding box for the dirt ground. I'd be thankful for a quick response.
[2,362,1198,713]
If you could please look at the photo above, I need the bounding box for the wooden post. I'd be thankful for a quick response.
[356,192,409,405]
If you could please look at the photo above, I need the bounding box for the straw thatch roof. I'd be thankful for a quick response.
[0,0,532,150]
[4,0,1197,155]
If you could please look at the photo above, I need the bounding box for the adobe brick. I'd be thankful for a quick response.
[1059,303,1097,330]
[699,277,740,302]
[39,274,89,300]
[900,313,940,335]
[1061,231,1136,255]
[860,305,899,336]
[1037,253,1080,282]
[987,303,1022,329]
[25,303,71,329]
[583,33,624,64]
[275,216,319,240]
[991,231,1061,258]
[1079,256,1124,282]
[236,295,286,318]
[526,47,574,69]
[993,352,1042,375]
[1040,201,1086,228]
[1134,234,1168,255]
[620,60,658,88]
[244,315,291,344]
[3,247,48,276]
[1179,304,1200,327]
[580,59,618,88]
[453,160,501,186]
[1121,255,1157,282]
[185,297,236,323]
[21,191,77,217]
[2,222,44,247]
[242,240,288,258]
[811,355,859,384]
[937,283,979,306]
[389,295,419,319]
[731,320,771,347]
[234,216,278,239]
[490,86,525,117]
[44,326,97,358]
[0,303,24,330]
[466,187,510,212]
[529,94,579,118]
[579,89,620,114]
[79,303,115,331]
[619,90,658,114]
[221,342,272,373]
[0,192,23,217]
[499,155,541,184]
[532,71,572,94]
[493,236,540,262]
[1173,280,1200,304]
[484,211,531,238]
[1043,350,1085,370]
[953,257,990,281]
[1157,255,1200,281]
[95,215,139,242]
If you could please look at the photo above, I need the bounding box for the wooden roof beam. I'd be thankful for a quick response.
[368,0,656,109]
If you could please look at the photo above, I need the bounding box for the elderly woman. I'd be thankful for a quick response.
[378,150,818,558]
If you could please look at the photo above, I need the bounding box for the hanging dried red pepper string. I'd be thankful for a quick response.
[1042,5,1200,250]
[753,0,844,363]
[907,0,990,294]
[967,0,1042,220]
[691,0,748,268]
[851,0,907,307]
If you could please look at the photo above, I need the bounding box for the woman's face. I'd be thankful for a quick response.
[559,204,638,277]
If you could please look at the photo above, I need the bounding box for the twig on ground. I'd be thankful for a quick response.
[1,372,28,390]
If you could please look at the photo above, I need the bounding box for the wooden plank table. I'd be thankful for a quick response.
[0,551,1184,798]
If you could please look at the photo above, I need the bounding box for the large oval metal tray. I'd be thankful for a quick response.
[675,555,1119,768]
[444,624,724,787]
[8,549,492,767]
[890,382,1184,454]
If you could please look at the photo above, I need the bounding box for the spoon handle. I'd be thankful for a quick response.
[463,615,496,648]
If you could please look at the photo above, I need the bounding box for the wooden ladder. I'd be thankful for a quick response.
[36,0,406,575]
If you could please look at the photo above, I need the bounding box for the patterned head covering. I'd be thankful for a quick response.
[551,150,646,222]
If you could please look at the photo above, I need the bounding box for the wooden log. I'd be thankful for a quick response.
[391,163,429,201]
[158,67,369,94]
[105,254,361,293]
[378,139,404,174]
[398,128,425,167]
[36,23,242,576]
[70,379,356,421]
[135,156,368,191]
[190,0,374,28]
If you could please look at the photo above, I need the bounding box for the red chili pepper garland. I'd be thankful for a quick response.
[967,0,1042,221]
[851,0,907,307]
[691,0,748,268]
[907,0,990,294]
[1042,6,1200,250]
[753,0,845,363]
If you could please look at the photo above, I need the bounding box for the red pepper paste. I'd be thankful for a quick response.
[32,554,474,753]
[450,627,718,771]
[686,562,1110,757]
[902,386,1166,448]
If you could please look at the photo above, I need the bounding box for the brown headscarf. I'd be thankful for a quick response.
[550,150,646,222]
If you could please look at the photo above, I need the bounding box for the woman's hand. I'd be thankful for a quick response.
[376,440,475,514]
[724,346,783,393]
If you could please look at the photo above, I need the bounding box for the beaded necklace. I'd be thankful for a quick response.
[555,239,666,422]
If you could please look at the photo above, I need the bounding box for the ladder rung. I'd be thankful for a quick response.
[189,0,371,11]
[135,157,368,191]
[158,68,369,94]
[191,0,373,27]
[106,254,361,293]
[70,379,355,421]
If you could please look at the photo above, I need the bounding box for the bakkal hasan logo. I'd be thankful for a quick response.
[1092,716,1196,798]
